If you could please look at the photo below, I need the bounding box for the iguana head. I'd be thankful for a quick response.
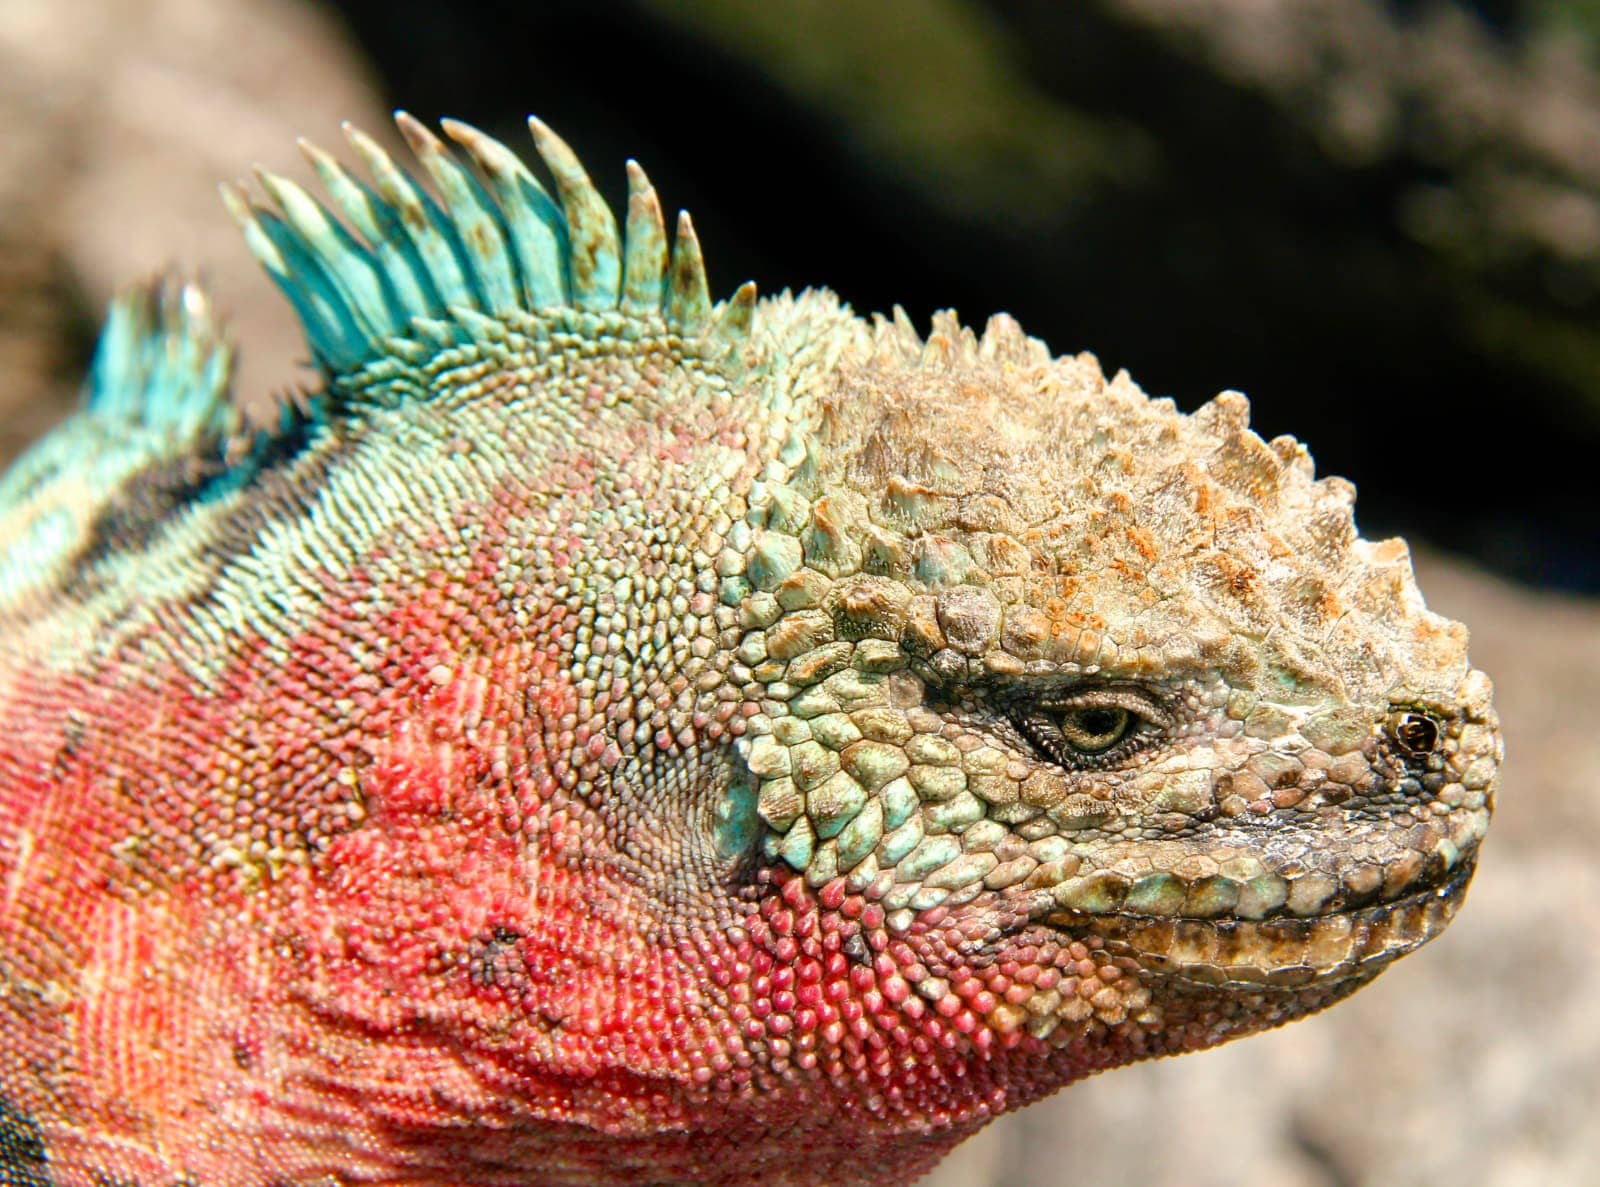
[87,115,1494,1185]
[725,301,1497,1046]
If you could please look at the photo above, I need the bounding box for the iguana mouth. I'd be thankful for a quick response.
[1042,860,1476,991]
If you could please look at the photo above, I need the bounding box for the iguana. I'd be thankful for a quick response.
[0,113,1500,1187]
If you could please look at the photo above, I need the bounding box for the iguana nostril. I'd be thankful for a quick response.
[1388,711,1442,756]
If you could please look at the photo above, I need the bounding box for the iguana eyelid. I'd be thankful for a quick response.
[1033,687,1173,730]
[1007,685,1172,735]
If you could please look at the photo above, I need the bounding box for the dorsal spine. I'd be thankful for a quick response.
[223,113,758,381]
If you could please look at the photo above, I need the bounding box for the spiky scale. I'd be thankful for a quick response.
[396,112,522,318]
[0,277,240,611]
[298,136,440,320]
[527,115,621,312]
[83,280,235,436]
[441,117,569,311]
[232,115,752,388]
[667,210,712,333]
[222,183,364,370]
[620,161,669,317]
[254,168,401,343]
[708,281,757,355]
[344,121,481,314]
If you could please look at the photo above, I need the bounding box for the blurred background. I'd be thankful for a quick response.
[2,0,1596,1183]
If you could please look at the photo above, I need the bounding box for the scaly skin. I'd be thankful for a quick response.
[0,115,1499,1186]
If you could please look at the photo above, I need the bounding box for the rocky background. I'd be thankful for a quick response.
[2,1,1596,1184]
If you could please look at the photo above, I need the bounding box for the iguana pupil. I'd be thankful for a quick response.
[1060,706,1131,752]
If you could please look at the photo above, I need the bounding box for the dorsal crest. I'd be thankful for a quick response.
[0,278,242,611]
[84,279,238,439]
[224,113,756,380]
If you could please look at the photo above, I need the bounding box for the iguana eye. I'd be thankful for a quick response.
[1057,706,1133,753]
[1010,689,1166,767]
